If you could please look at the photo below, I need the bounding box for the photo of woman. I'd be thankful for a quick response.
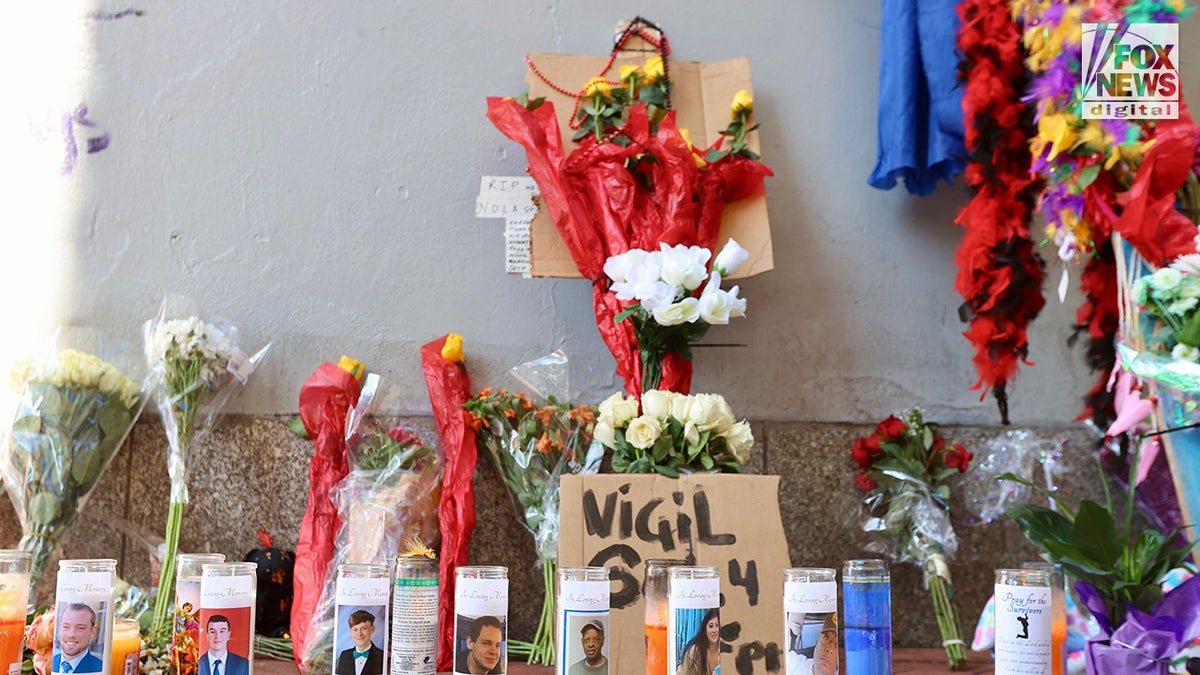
[675,608,720,675]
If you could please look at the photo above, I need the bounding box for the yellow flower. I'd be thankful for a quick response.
[678,128,705,167]
[1036,110,1077,161]
[9,359,33,393]
[583,76,611,98]
[337,355,364,383]
[730,90,753,119]
[440,334,465,363]
[642,56,664,84]
[619,64,642,81]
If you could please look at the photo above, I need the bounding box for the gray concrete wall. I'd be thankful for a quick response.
[0,417,1107,649]
[4,3,1198,425]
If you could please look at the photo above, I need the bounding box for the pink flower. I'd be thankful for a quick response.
[26,606,56,675]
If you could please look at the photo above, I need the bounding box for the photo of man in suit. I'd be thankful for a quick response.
[455,616,504,675]
[335,610,385,675]
[53,604,104,674]
[198,615,250,675]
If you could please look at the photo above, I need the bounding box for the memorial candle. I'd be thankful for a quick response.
[110,620,140,675]
[842,559,890,675]
[642,559,685,675]
[0,550,32,675]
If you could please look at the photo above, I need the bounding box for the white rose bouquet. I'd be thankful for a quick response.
[595,389,753,475]
[2,332,148,588]
[144,295,270,638]
[605,240,749,394]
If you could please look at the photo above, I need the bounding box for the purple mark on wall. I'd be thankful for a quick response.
[59,103,111,175]
[87,9,146,21]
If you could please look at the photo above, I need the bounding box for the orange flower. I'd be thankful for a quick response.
[536,434,554,454]
[503,408,516,420]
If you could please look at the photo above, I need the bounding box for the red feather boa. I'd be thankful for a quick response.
[954,0,1045,424]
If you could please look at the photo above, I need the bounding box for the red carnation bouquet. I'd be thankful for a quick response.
[850,409,972,670]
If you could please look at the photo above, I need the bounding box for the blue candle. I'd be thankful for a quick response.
[842,560,891,675]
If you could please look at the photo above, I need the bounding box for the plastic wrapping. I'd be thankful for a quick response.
[961,430,1064,524]
[461,351,601,664]
[291,361,362,668]
[144,294,270,635]
[1,327,149,589]
[297,383,441,675]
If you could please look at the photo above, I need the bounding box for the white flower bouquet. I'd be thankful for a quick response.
[604,240,748,393]
[144,294,270,637]
[595,389,753,475]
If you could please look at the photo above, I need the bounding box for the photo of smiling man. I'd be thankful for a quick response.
[53,603,104,674]
[454,615,505,675]
[567,620,608,675]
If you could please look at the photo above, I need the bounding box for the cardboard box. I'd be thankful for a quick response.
[559,474,791,675]
[522,50,773,280]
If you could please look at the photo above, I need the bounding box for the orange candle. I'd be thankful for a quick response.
[110,619,141,675]
[0,551,32,675]
[645,624,668,675]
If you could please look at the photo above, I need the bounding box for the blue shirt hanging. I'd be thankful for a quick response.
[868,0,967,196]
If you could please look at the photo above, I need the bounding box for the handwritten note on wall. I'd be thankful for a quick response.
[475,176,538,277]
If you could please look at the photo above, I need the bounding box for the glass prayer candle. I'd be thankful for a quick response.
[556,567,610,675]
[173,553,225,675]
[55,558,118,675]
[0,550,32,675]
[453,566,508,675]
[333,564,389,675]
[783,568,838,675]
[994,568,1053,674]
[109,620,140,675]
[667,567,720,675]
[390,557,438,675]
[1021,562,1066,675]
[842,559,891,675]
[642,559,686,675]
[199,563,257,675]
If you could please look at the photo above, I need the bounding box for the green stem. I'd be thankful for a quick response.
[151,499,185,638]
[926,568,967,670]
[527,560,556,665]
[641,350,663,394]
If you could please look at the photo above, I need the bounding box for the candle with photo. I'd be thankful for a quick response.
[199,563,257,675]
[333,565,389,675]
[842,560,890,675]
[994,569,1053,674]
[453,567,508,675]
[109,620,140,675]
[0,550,32,675]
[54,559,117,675]
[783,568,838,675]
[173,554,226,675]
[390,557,438,675]
[642,559,686,675]
[666,567,720,675]
[555,567,610,675]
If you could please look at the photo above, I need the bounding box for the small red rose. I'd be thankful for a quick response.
[945,443,973,472]
[875,415,908,439]
[853,471,878,492]
[852,438,874,468]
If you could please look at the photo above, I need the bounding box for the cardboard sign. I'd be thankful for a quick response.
[559,474,792,675]
[522,48,773,280]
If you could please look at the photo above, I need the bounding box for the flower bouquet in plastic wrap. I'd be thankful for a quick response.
[849,409,972,669]
[297,372,441,675]
[144,294,271,637]
[593,389,753,475]
[1,327,149,589]
[461,352,602,664]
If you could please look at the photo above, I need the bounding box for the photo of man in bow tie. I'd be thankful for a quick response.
[335,610,385,675]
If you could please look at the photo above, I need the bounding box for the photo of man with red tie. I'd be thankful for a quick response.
[198,615,250,675]
[334,610,384,675]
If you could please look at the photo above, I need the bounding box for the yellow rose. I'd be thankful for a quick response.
[619,64,642,81]
[440,334,465,363]
[730,90,753,119]
[338,355,364,382]
[624,415,662,450]
[643,56,665,84]
[584,76,611,98]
